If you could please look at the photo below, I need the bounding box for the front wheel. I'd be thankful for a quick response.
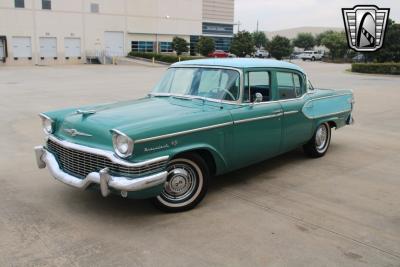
[303,123,332,158]
[152,153,209,212]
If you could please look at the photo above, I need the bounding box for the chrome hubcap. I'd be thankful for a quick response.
[162,163,197,202]
[315,124,328,152]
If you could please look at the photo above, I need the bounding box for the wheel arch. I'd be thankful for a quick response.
[169,145,227,176]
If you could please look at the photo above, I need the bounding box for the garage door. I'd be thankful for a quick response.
[64,37,81,58]
[12,36,32,58]
[0,39,4,59]
[39,37,57,58]
[104,31,124,57]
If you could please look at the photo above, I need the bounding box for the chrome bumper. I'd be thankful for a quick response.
[34,146,168,197]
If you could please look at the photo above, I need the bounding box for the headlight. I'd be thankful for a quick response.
[111,130,134,158]
[39,114,54,135]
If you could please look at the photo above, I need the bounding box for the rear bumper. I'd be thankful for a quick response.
[34,146,167,197]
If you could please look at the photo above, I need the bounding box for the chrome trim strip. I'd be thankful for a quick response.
[304,93,353,104]
[35,146,167,194]
[135,122,233,144]
[305,109,352,119]
[234,113,283,124]
[39,113,53,122]
[47,135,169,167]
[284,110,299,115]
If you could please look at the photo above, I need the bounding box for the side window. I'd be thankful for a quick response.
[243,71,270,102]
[277,72,303,99]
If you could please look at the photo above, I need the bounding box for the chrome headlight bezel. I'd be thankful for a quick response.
[39,113,54,135]
[111,129,134,158]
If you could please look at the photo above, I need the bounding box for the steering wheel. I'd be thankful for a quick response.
[209,88,236,101]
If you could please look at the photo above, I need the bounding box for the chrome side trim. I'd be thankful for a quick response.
[284,110,299,115]
[35,147,167,194]
[234,113,283,124]
[305,109,352,119]
[47,135,169,168]
[135,122,233,144]
[303,93,353,108]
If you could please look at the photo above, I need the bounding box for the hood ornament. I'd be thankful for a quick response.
[64,128,93,137]
[75,109,96,116]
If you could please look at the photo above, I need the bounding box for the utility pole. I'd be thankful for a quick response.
[256,20,259,32]
[237,21,241,32]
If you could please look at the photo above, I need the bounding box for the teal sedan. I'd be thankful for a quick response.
[35,59,354,212]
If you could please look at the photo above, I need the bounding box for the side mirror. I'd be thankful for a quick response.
[254,93,263,103]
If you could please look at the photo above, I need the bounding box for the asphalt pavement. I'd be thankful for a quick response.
[0,60,399,266]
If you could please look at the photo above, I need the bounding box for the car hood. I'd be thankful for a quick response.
[52,96,233,151]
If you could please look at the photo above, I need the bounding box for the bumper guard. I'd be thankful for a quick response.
[34,146,168,197]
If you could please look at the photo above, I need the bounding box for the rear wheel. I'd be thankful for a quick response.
[311,56,316,61]
[303,123,331,158]
[152,153,209,212]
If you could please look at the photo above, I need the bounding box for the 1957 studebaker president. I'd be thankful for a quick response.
[35,58,354,212]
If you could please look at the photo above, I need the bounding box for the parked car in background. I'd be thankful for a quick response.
[299,51,323,61]
[208,50,229,58]
[35,58,354,212]
[352,53,366,62]
[254,49,269,58]
[290,52,302,60]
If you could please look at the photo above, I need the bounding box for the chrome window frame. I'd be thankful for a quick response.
[275,70,306,100]
[243,69,272,104]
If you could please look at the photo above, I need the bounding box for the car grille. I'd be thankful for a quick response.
[47,139,167,179]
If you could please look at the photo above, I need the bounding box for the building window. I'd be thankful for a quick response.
[90,3,99,13]
[42,0,51,10]
[15,0,24,8]
[160,42,173,53]
[131,41,154,53]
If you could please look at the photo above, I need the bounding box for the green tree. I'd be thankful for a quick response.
[230,31,255,57]
[197,37,215,56]
[267,35,293,60]
[374,19,400,62]
[293,33,315,50]
[171,36,189,55]
[321,31,348,60]
[315,30,335,46]
[252,31,268,48]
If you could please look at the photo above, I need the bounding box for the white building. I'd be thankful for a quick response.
[0,0,234,65]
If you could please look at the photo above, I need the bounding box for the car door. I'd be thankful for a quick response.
[275,70,312,152]
[230,69,283,168]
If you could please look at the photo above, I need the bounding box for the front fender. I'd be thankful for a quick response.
[167,143,228,175]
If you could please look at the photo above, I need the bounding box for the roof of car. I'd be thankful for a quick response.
[172,58,305,73]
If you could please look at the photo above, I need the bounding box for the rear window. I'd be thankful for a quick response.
[276,72,303,99]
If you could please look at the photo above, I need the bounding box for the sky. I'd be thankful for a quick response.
[234,0,400,32]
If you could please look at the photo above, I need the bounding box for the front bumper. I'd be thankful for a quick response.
[34,146,168,197]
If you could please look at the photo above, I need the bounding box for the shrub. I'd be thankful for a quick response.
[197,37,215,56]
[172,37,189,56]
[351,63,400,75]
[128,51,203,64]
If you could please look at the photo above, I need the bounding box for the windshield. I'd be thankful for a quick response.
[152,67,241,101]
